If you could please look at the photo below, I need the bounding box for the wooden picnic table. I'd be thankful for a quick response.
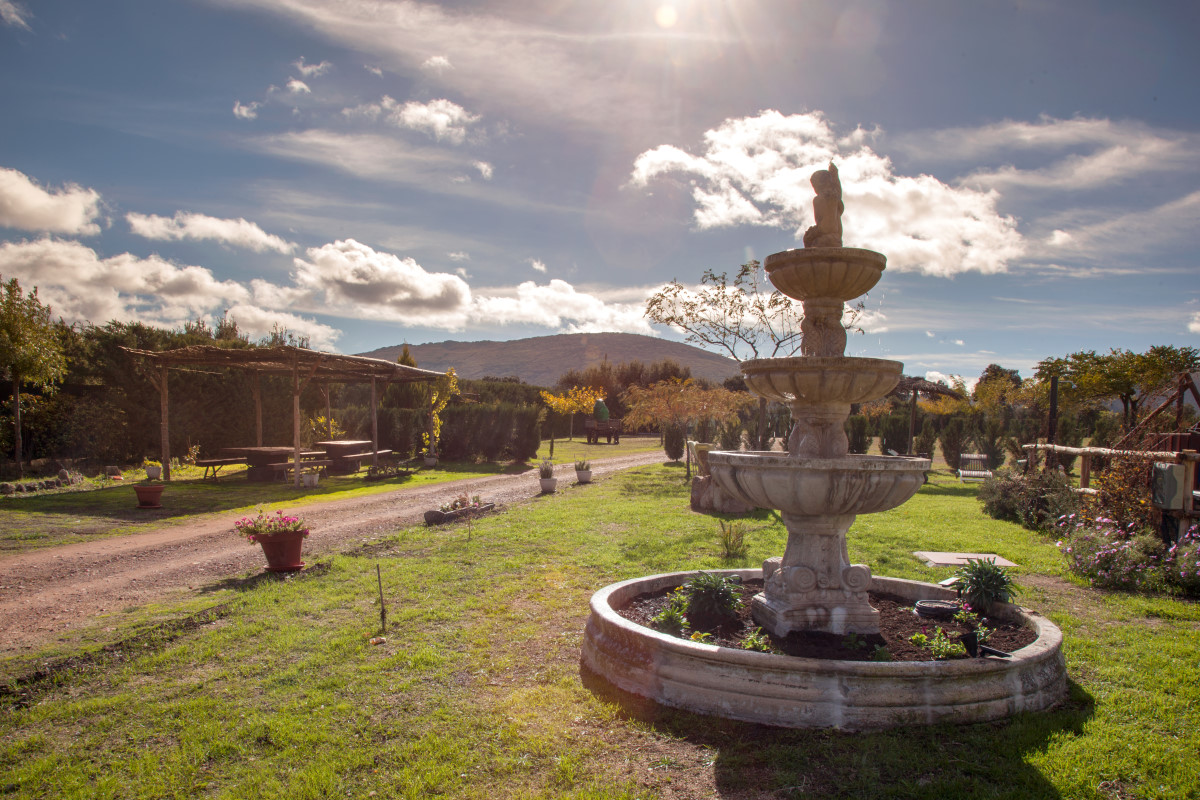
[221,446,326,482]
[315,440,376,475]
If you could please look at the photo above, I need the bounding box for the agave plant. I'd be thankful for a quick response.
[954,557,1019,616]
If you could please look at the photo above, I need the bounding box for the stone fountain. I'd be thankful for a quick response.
[581,163,1066,729]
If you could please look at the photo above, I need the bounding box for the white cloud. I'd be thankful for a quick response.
[473,161,493,180]
[447,251,470,261]
[251,130,494,192]
[364,64,383,77]
[847,307,887,334]
[631,110,1024,277]
[953,339,965,346]
[286,78,311,94]
[899,116,1195,192]
[1189,312,1200,335]
[421,55,452,72]
[529,258,546,273]
[1040,190,1200,262]
[293,57,332,77]
[0,237,251,329]
[126,211,295,254]
[925,330,935,338]
[924,370,976,394]
[223,304,340,350]
[470,279,653,334]
[0,0,30,29]
[397,99,480,145]
[233,100,261,120]
[260,239,473,327]
[0,167,102,235]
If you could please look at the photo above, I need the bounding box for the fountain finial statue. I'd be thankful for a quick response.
[802,162,843,248]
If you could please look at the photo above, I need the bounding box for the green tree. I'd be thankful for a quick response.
[1037,346,1200,431]
[0,278,68,477]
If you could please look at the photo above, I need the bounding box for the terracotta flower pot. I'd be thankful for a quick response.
[134,484,164,509]
[253,529,308,572]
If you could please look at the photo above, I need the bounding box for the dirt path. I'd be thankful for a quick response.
[0,453,664,657]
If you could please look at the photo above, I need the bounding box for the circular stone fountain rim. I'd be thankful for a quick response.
[589,569,1063,677]
[707,451,931,471]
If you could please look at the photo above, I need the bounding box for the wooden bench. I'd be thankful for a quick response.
[267,459,334,479]
[957,454,993,483]
[195,456,247,480]
[328,449,394,474]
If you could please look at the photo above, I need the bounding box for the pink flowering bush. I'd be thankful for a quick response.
[1055,514,1165,592]
[234,509,309,541]
[1163,526,1200,595]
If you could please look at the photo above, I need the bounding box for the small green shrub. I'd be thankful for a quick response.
[663,425,686,461]
[683,572,742,629]
[717,520,748,560]
[978,468,1080,532]
[1164,526,1200,596]
[938,418,968,471]
[913,417,937,458]
[879,413,908,455]
[538,459,555,479]
[741,628,773,652]
[651,605,687,636]
[910,627,966,659]
[717,420,743,450]
[954,557,1019,615]
[1056,515,1166,592]
[972,418,1008,470]
[846,415,871,455]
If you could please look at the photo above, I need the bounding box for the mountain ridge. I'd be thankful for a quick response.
[358,332,739,387]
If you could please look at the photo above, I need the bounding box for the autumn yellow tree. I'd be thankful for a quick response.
[624,379,750,473]
[540,385,604,456]
[423,367,458,457]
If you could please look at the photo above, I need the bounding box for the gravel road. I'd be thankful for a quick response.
[0,452,664,657]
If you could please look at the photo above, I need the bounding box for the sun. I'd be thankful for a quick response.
[655,4,679,29]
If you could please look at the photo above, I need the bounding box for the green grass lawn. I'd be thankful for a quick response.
[2,464,1199,798]
[0,437,662,555]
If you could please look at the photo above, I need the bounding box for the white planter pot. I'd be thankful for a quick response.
[575,469,592,484]
[145,465,162,480]
[301,472,320,489]
[540,477,558,493]
[424,456,438,467]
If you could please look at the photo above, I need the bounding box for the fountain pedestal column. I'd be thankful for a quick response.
[755,512,877,635]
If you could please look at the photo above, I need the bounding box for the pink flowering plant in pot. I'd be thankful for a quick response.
[235,509,309,572]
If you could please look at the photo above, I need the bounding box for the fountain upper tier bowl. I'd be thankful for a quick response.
[741,357,902,407]
[765,247,886,301]
[706,452,930,517]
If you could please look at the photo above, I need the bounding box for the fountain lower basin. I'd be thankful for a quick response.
[580,570,1067,730]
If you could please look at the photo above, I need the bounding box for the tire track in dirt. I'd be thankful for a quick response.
[0,452,664,656]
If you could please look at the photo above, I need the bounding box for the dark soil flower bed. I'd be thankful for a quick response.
[616,579,1037,662]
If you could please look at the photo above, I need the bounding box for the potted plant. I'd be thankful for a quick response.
[953,557,1020,617]
[144,460,162,480]
[133,478,164,509]
[301,469,320,489]
[424,449,438,468]
[235,509,309,572]
[574,459,592,484]
[538,459,557,493]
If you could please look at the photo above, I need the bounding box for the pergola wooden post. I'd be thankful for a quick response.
[251,371,263,447]
[371,376,379,468]
[144,363,173,481]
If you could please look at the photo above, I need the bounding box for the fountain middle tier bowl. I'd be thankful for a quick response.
[764,247,887,301]
[707,452,930,517]
[741,357,902,406]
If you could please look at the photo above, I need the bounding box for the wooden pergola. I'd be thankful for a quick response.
[121,345,444,487]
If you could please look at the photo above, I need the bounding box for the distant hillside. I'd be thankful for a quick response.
[359,332,740,388]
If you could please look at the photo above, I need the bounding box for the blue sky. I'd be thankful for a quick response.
[1,0,1197,386]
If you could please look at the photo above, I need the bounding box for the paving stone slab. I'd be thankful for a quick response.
[913,551,1017,568]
